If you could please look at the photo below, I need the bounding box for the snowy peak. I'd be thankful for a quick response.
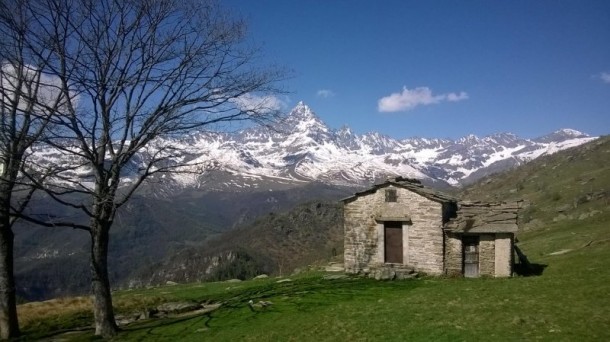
[336,125,353,136]
[358,132,401,154]
[535,128,589,143]
[483,132,520,146]
[279,101,329,136]
[293,100,312,114]
[457,134,480,144]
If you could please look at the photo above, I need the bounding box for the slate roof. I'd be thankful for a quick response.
[341,176,457,204]
[444,201,523,233]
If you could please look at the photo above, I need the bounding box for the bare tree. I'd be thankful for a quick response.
[0,0,71,338]
[18,0,285,337]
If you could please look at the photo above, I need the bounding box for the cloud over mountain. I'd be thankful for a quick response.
[316,89,335,98]
[378,86,468,112]
[232,93,286,113]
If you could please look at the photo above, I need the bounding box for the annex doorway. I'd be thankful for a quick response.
[463,236,480,277]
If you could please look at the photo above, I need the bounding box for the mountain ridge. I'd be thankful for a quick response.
[164,102,596,187]
[29,101,596,191]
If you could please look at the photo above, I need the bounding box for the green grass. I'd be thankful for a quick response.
[20,213,610,341]
[113,238,610,341]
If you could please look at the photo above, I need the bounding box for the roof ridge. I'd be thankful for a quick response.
[342,178,457,203]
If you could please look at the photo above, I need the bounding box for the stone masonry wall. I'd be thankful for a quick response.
[444,232,462,276]
[479,234,495,276]
[344,185,445,275]
[344,193,377,273]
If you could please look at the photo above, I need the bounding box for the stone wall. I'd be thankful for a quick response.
[344,185,445,275]
[444,232,462,276]
[479,234,495,276]
[494,233,513,277]
[344,191,378,273]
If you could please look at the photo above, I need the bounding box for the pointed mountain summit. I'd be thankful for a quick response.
[280,101,329,135]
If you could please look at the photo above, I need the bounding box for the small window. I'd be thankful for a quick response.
[385,189,397,202]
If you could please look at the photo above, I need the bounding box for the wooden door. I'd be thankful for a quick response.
[384,221,403,263]
[463,236,479,278]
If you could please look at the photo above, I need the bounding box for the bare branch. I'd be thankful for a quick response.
[10,210,90,231]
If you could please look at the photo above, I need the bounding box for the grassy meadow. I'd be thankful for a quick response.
[16,212,610,341]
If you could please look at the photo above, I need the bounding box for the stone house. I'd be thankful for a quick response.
[342,177,519,278]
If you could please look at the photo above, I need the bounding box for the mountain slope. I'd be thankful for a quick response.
[135,201,344,285]
[460,135,610,235]
[15,182,353,300]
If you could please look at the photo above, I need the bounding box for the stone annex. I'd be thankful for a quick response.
[342,176,521,279]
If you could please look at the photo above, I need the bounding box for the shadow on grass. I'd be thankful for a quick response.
[514,245,548,277]
[514,263,547,276]
[119,313,212,341]
[22,277,423,340]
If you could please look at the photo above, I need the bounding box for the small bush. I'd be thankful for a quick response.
[519,206,536,224]
[550,192,562,201]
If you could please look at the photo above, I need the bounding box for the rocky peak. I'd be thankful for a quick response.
[358,131,400,154]
[336,125,353,137]
[280,101,329,135]
[400,137,448,149]
[535,128,589,143]
[456,134,481,145]
[483,132,524,147]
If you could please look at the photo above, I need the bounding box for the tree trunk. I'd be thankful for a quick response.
[90,219,118,338]
[0,212,19,340]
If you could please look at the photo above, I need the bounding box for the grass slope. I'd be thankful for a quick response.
[16,136,610,340]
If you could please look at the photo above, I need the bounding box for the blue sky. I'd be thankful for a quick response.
[226,0,610,140]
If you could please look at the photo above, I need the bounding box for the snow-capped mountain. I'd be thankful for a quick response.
[30,102,597,190]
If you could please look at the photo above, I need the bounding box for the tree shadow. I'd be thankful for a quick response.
[118,313,212,340]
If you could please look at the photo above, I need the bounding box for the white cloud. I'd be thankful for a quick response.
[1,63,74,113]
[378,86,468,112]
[232,93,286,113]
[446,91,469,102]
[316,89,335,98]
[599,72,610,84]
